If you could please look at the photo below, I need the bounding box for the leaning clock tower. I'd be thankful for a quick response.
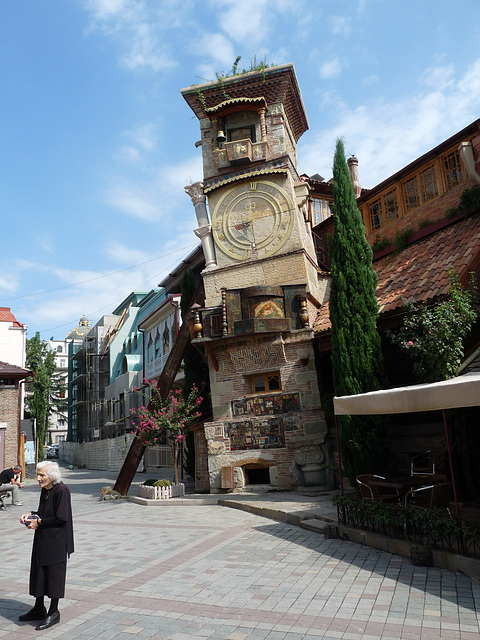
[182,64,330,493]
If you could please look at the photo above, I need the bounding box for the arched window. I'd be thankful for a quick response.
[155,330,161,359]
[57,345,63,353]
[148,336,154,363]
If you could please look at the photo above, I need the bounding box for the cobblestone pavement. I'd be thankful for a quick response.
[1,466,479,639]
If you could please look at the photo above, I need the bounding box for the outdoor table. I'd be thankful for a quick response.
[369,474,445,499]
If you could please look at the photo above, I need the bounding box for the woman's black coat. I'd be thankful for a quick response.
[32,482,74,566]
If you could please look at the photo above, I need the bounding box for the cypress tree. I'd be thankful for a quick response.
[328,139,389,483]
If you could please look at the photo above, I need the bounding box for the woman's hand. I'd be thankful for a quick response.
[20,513,29,525]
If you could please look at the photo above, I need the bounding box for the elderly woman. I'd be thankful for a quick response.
[19,461,74,630]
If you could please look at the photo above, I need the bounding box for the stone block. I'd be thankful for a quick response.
[207,441,225,456]
[301,392,322,410]
[302,419,327,437]
[295,370,318,384]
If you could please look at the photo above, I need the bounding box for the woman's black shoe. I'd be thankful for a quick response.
[18,607,47,621]
[35,611,60,630]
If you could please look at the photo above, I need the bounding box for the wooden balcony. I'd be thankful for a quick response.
[213,139,268,168]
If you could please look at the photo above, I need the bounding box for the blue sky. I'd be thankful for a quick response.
[1,0,479,341]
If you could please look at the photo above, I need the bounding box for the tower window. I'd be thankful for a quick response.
[248,372,281,394]
[228,126,256,143]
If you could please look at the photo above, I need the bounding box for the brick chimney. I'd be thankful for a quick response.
[347,155,361,198]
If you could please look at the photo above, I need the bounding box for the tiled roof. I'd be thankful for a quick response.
[0,307,24,327]
[0,361,31,376]
[313,214,480,335]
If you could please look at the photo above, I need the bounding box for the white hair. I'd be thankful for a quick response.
[37,461,62,485]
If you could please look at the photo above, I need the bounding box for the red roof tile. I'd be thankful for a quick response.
[313,214,480,334]
[0,307,24,328]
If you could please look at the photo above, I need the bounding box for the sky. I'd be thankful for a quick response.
[1,0,480,342]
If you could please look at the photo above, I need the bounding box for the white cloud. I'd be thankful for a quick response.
[11,247,198,337]
[0,274,19,295]
[84,0,178,72]
[104,153,202,222]
[319,58,342,79]
[105,241,150,265]
[421,64,455,91]
[120,23,176,72]
[105,180,162,220]
[114,123,158,163]
[331,15,352,37]
[84,0,130,21]
[129,123,157,153]
[299,58,480,188]
[363,74,379,86]
[216,0,270,45]
[37,233,55,254]
[192,33,236,75]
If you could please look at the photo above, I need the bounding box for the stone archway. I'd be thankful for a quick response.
[232,457,277,488]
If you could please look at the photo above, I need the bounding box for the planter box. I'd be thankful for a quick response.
[170,483,185,498]
[136,483,185,500]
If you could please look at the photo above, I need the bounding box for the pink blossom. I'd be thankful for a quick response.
[407,341,413,346]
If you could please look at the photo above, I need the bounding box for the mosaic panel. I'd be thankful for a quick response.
[231,392,300,417]
[226,417,285,450]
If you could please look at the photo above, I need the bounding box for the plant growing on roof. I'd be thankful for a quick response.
[130,379,203,485]
[328,138,392,485]
[388,270,477,383]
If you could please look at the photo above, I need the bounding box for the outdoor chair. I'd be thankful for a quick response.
[405,482,452,516]
[410,450,446,476]
[356,474,399,503]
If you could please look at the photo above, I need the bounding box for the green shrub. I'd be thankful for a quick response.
[142,479,172,487]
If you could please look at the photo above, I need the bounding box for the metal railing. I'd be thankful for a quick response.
[335,493,480,560]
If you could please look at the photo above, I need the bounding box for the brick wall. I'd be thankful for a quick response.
[0,386,20,467]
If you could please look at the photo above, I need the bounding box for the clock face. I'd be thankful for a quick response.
[212,180,295,260]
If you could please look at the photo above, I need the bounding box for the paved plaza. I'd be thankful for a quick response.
[1,466,479,639]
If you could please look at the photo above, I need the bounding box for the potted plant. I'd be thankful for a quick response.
[137,478,173,500]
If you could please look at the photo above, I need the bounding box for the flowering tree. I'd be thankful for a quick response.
[389,271,477,383]
[130,379,203,484]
